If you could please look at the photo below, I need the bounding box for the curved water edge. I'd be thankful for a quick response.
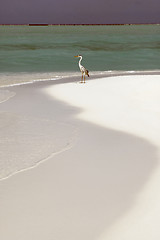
[0,89,16,103]
[0,70,160,88]
[0,112,78,181]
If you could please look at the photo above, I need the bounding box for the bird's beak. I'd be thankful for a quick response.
[74,56,78,57]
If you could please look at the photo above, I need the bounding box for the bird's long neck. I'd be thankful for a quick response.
[79,56,83,68]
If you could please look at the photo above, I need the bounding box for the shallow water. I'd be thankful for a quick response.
[0,89,15,103]
[0,112,77,180]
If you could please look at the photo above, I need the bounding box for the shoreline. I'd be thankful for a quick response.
[0,70,160,88]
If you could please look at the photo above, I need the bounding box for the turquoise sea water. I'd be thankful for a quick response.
[0,25,160,74]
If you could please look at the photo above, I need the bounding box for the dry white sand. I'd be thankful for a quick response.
[47,75,160,148]
[0,74,160,240]
[46,74,160,240]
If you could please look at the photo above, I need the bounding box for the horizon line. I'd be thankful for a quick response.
[0,23,160,26]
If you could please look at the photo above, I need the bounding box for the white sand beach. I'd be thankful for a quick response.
[0,73,160,240]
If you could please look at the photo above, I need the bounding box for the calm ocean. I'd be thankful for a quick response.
[0,25,160,85]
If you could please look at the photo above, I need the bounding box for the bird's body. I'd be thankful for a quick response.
[74,55,89,83]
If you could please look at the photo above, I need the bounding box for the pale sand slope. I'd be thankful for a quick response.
[0,75,159,240]
[47,75,160,148]
[45,75,160,240]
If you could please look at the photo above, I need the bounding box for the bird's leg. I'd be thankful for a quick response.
[81,74,83,83]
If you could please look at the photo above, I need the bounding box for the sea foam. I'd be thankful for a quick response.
[0,89,16,103]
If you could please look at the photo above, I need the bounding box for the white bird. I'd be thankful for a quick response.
[74,55,89,83]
